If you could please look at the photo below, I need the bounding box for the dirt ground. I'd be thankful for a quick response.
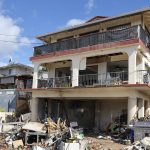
[86,137,126,150]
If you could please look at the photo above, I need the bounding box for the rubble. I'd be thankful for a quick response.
[0,117,69,149]
[2,114,150,150]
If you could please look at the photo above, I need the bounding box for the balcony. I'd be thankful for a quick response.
[37,70,150,88]
[38,76,71,88]
[34,25,150,57]
[79,71,128,87]
[18,91,32,100]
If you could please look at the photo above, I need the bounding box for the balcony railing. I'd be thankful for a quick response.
[37,71,128,88]
[36,70,150,88]
[18,91,32,100]
[137,70,150,84]
[26,79,33,88]
[38,76,71,88]
[34,25,150,57]
[79,71,128,87]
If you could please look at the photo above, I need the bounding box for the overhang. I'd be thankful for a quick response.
[20,84,150,100]
[37,7,150,42]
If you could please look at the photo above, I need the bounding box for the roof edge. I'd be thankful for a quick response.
[36,7,150,40]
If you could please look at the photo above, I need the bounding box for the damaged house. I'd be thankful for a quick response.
[29,8,150,131]
[0,63,33,113]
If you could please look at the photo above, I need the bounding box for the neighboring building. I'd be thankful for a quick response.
[29,8,150,130]
[0,63,33,112]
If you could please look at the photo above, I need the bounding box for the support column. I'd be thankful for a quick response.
[47,64,55,79]
[71,57,86,87]
[31,98,39,121]
[47,64,55,87]
[128,97,137,124]
[145,100,150,117]
[32,63,40,88]
[98,62,107,83]
[127,50,137,84]
[138,99,144,118]
[72,61,79,87]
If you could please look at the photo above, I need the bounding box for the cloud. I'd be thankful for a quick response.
[0,61,7,67]
[85,0,95,14]
[0,2,33,66]
[66,19,85,27]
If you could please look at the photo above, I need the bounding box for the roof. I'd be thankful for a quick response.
[86,16,108,23]
[37,7,150,40]
[0,63,33,70]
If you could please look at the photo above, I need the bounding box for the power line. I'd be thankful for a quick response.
[0,33,45,44]
[0,33,35,38]
[0,39,43,45]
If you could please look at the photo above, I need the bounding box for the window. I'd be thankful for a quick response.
[9,69,12,75]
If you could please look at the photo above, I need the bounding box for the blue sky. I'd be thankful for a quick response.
[0,0,149,66]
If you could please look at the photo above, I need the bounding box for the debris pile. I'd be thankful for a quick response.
[0,117,69,149]
[2,113,150,149]
[122,137,150,150]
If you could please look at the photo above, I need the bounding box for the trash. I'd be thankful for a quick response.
[0,116,128,149]
[12,139,24,149]
[20,113,31,122]
[22,122,46,133]
[141,137,150,147]
[122,137,150,150]
[33,145,47,150]
[64,143,80,150]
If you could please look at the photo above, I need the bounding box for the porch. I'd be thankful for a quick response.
[37,70,150,88]
[34,25,150,57]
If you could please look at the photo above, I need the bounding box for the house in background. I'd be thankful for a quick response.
[29,8,150,130]
[0,63,33,112]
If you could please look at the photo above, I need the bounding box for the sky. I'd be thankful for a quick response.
[0,0,149,66]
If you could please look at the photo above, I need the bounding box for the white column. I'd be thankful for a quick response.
[137,25,141,38]
[31,98,39,121]
[47,64,55,79]
[127,50,137,84]
[98,62,107,83]
[71,57,86,87]
[32,63,40,88]
[136,56,145,83]
[138,99,144,118]
[128,97,137,124]
[145,99,150,116]
[72,58,80,87]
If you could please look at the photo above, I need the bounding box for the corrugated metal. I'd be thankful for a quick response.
[0,77,15,84]
[0,89,16,111]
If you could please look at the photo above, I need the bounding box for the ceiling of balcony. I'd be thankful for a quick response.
[143,11,150,31]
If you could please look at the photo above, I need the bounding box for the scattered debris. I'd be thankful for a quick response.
[22,122,46,133]
[12,139,24,149]
[1,114,150,150]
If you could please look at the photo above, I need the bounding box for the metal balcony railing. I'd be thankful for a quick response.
[26,79,33,88]
[36,70,150,88]
[38,76,71,88]
[18,91,32,100]
[37,71,128,88]
[34,25,150,57]
[136,70,150,84]
[79,71,128,87]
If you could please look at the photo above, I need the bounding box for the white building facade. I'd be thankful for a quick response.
[30,8,150,130]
